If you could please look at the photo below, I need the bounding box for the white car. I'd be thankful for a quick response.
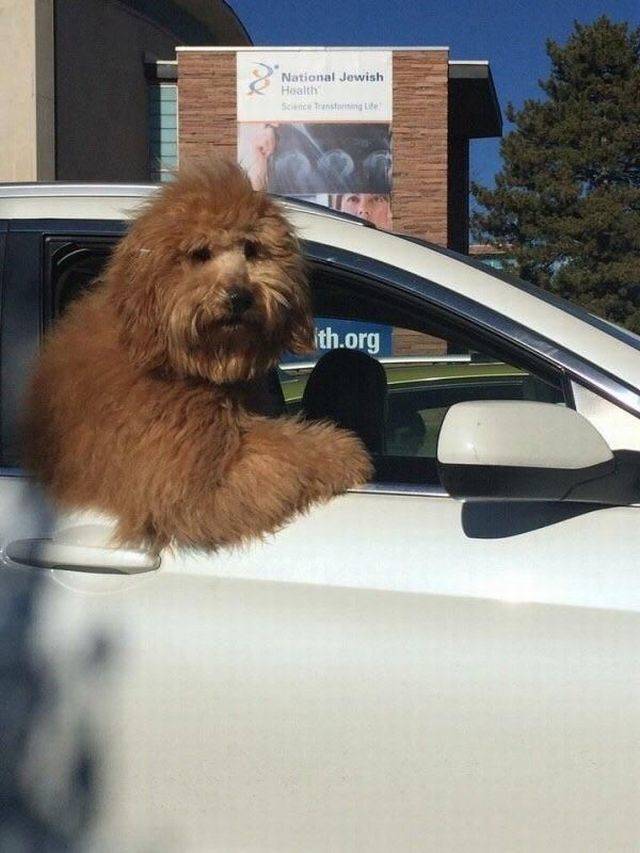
[1,184,639,852]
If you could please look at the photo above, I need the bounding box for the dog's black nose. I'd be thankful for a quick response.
[227,287,254,316]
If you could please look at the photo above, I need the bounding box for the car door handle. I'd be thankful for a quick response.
[4,537,160,575]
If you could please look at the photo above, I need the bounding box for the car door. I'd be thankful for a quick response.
[1,228,639,852]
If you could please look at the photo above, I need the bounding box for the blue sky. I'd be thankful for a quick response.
[228,0,639,189]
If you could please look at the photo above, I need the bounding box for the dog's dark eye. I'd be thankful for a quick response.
[189,246,212,264]
[244,239,259,261]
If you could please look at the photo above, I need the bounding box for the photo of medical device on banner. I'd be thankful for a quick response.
[237,50,393,228]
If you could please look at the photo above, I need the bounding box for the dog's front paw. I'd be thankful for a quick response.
[298,422,373,502]
[326,428,374,491]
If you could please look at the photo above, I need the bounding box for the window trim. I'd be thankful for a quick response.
[353,482,448,498]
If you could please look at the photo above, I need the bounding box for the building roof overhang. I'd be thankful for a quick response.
[448,61,502,139]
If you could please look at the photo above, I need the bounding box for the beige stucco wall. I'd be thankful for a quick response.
[0,0,54,181]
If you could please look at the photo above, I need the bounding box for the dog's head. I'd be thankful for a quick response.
[106,159,314,383]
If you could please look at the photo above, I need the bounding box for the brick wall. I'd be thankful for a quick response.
[178,51,236,166]
[391,50,449,355]
[391,50,448,244]
[393,329,447,358]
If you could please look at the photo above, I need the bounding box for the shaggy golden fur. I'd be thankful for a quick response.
[24,160,372,552]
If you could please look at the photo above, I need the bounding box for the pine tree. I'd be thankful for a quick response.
[472,17,640,331]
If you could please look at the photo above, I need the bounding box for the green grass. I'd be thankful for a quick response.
[280,361,524,403]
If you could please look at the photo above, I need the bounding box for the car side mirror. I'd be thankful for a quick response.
[437,401,615,501]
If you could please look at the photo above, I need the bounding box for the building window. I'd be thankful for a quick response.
[148,83,177,182]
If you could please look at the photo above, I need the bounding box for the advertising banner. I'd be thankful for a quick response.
[236,50,392,123]
[237,50,393,229]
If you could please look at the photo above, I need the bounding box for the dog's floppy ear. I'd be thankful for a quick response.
[106,241,167,371]
[287,304,316,354]
[285,264,316,354]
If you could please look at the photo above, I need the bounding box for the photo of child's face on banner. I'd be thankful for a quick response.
[238,121,392,228]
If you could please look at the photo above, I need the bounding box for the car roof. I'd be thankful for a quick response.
[2,182,640,396]
[0,183,373,227]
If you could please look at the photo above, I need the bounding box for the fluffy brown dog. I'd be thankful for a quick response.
[24,160,372,552]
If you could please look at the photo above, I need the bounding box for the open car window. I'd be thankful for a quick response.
[282,264,567,486]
